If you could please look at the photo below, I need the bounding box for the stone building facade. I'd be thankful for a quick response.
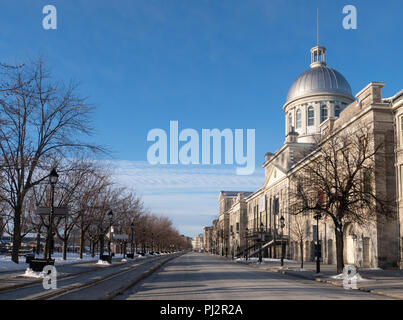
[206,44,403,269]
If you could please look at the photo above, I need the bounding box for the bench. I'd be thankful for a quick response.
[100,254,112,264]
[29,258,55,272]
[25,253,35,264]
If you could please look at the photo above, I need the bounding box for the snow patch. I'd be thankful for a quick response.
[22,268,45,278]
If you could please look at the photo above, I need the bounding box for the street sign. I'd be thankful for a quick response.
[36,207,69,216]
[114,234,129,240]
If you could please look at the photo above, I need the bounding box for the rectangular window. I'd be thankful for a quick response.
[236,222,239,231]
[307,107,314,126]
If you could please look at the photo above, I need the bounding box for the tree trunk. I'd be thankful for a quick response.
[91,241,96,257]
[11,207,22,263]
[300,240,304,269]
[79,226,85,259]
[62,217,68,260]
[43,235,48,259]
[36,231,41,255]
[335,229,345,274]
[62,238,68,260]
[100,234,105,257]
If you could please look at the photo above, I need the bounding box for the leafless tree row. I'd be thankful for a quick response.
[0,57,189,263]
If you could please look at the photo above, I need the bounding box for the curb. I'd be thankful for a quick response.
[239,261,403,300]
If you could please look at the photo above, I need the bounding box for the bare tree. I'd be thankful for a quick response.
[289,213,310,269]
[0,58,102,263]
[290,125,393,273]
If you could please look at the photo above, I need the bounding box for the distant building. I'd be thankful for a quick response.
[192,234,204,252]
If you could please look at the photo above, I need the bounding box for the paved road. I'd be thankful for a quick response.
[118,252,392,300]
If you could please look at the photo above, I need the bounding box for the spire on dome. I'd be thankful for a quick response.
[310,45,326,68]
[310,9,326,68]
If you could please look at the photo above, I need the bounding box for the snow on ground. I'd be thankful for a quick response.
[0,252,98,272]
[236,257,299,264]
[330,273,369,282]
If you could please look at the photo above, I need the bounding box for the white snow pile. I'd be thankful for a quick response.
[22,268,46,278]
[121,259,127,262]
[330,272,368,282]
[0,253,98,273]
[96,260,111,265]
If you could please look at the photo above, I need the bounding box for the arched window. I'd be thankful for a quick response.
[296,109,302,129]
[320,105,328,123]
[335,105,341,117]
[288,113,293,132]
[307,106,314,126]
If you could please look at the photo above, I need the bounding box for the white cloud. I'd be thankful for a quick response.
[110,161,265,237]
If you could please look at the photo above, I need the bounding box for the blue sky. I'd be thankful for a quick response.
[0,0,402,237]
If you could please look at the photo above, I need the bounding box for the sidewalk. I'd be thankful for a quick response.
[223,255,403,300]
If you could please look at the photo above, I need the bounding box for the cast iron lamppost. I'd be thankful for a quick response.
[245,227,249,261]
[280,215,285,267]
[142,229,146,254]
[107,210,113,262]
[130,222,135,255]
[47,168,59,261]
[314,203,322,274]
[231,231,235,260]
[151,232,154,253]
[259,222,265,263]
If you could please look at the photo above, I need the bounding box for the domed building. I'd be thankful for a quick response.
[284,45,355,143]
[209,43,403,270]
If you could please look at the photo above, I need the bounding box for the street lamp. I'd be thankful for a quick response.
[259,222,264,263]
[142,229,146,254]
[314,211,322,274]
[130,222,135,255]
[280,216,285,267]
[231,231,235,260]
[47,168,58,261]
[151,232,154,254]
[107,210,113,262]
[245,227,249,261]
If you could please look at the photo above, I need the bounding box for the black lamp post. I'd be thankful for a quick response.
[130,222,135,255]
[151,232,154,254]
[47,168,58,261]
[231,231,235,260]
[245,227,249,261]
[107,210,113,261]
[142,229,146,254]
[314,211,322,274]
[280,216,285,267]
[259,222,264,263]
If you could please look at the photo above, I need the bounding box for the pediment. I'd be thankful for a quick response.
[263,164,287,189]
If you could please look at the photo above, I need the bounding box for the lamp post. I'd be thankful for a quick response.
[231,231,235,260]
[245,227,249,261]
[314,211,322,274]
[107,210,113,261]
[130,222,135,255]
[151,232,154,254]
[47,168,58,261]
[142,229,146,254]
[259,222,264,263]
[280,216,285,267]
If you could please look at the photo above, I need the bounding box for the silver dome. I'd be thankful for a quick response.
[286,66,353,103]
